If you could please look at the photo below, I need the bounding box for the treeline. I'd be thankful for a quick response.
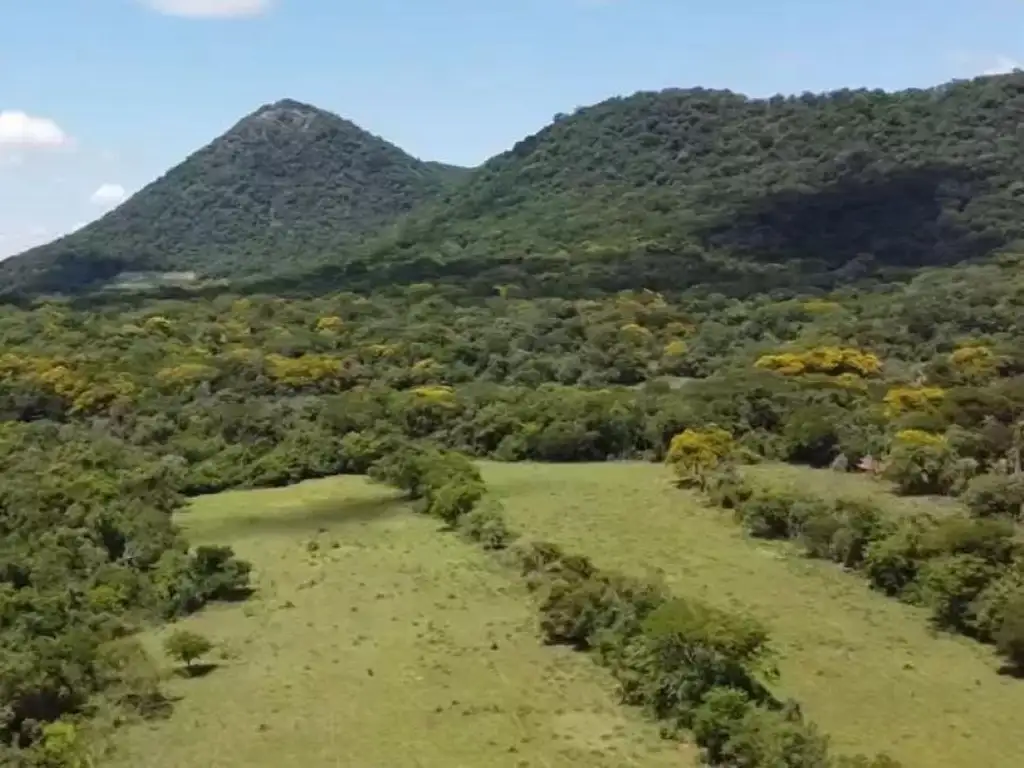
[362,436,900,767]
[665,430,1024,675]
[0,424,252,766]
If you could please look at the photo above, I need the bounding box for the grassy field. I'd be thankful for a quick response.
[743,462,967,517]
[483,461,1024,768]
[106,475,687,768]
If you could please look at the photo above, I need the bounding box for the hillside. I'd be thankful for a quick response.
[268,73,1024,297]
[0,99,467,294]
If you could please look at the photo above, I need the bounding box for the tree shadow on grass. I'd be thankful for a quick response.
[997,661,1024,679]
[177,662,219,680]
[192,492,409,541]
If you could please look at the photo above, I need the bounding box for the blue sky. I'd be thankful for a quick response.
[1,0,1021,258]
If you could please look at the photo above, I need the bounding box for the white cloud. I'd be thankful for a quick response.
[0,111,68,147]
[90,183,127,206]
[982,55,1022,75]
[143,0,272,17]
[950,52,1023,77]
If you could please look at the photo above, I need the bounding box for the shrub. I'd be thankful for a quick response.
[734,490,826,540]
[863,517,933,596]
[800,499,887,569]
[666,426,735,488]
[458,501,516,550]
[963,473,1024,519]
[994,589,1024,675]
[917,554,1000,632]
[783,404,844,467]
[163,629,213,673]
[616,597,775,730]
[883,430,956,496]
[714,703,832,768]
[704,464,754,510]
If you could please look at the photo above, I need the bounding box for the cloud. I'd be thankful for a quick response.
[143,0,272,17]
[982,55,1022,75]
[0,111,69,147]
[90,183,127,206]
[950,52,1022,77]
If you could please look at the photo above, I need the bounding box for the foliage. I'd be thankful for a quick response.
[884,431,957,496]
[707,470,1024,672]
[666,427,736,488]
[163,630,214,671]
[1,100,466,293]
[963,473,1024,519]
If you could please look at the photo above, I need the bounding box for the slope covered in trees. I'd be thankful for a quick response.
[0,99,467,295]
[7,74,1024,299]
[273,73,1024,297]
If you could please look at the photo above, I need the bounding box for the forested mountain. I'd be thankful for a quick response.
[6,74,1024,299]
[11,74,1024,768]
[0,99,467,294]
[274,73,1024,297]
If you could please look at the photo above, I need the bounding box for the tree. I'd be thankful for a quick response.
[994,591,1024,675]
[163,629,214,673]
[666,427,736,488]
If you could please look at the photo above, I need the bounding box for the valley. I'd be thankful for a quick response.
[6,71,1024,768]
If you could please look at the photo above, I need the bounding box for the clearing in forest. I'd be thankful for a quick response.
[742,462,967,518]
[483,461,1024,768]
[106,475,686,768]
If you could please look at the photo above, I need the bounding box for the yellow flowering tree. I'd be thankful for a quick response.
[666,427,736,488]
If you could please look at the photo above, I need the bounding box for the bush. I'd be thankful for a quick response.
[458,501,516,550]
[734,490,827,540]
[666,426,736,488]
[163,629,213,673]
[783,404,844,467]
[615,597,776,731]
[963,473,1024,519]
[884,431,956,496]
[917,554,1000,632]
[800,499,887,569]
[994,589,1024,674]
[704,464,754,510]
[863,518,932,596]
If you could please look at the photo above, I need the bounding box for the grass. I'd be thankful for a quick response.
[483,461,1024,768]
[106,475,687,768]
[743,462,967,518]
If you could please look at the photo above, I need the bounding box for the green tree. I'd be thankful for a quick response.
[163,629,214,673]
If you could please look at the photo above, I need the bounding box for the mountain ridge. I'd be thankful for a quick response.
[6,74,1024,298]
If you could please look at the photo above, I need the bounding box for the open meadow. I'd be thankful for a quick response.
[105,475,686,768]
[483,461,1024,768]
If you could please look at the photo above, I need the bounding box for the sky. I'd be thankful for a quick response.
[1,0,1022,258]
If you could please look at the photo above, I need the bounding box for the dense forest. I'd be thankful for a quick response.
[6,74,1024,299]
[6,73,1024,766]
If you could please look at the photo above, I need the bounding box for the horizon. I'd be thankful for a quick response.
[1,0,1020,258]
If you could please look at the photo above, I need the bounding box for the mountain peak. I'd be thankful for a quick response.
[1,101,467,294]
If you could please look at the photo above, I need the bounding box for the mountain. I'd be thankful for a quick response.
[270,73,1024,298]
[0,99,468,294]
[8,75,1024,299]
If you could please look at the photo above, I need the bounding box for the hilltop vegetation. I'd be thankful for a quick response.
[266,73,1024,297]
[5,74,1024,298]
[1,99,467,294]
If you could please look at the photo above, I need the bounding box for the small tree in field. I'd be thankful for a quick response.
[666,427,736,489]
[164,629,214,674]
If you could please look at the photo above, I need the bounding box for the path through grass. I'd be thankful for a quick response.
[107,475,686,768]
[483,461,1024,768]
